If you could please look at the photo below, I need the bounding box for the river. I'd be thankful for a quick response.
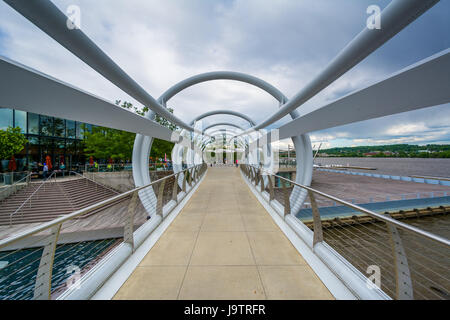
[315,157,450,178]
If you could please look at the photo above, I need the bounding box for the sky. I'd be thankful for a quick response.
[0,0,449,150]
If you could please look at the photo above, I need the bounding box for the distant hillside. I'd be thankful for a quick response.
[317,144,450,158]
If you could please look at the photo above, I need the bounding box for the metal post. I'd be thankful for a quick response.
[281,178,290,217]
[187,168,192,187]
[308,190,324,247]
[260,171,265,193]
[268,175,275,201]
[182,171,187,193]
[384,216,414,300]
[33,223,62,300]
[172,173,179,203]
[156,179,166,217]
[124,191,138,250]
[254,168,260,186]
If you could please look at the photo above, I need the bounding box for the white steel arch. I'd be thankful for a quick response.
[132,71,313,213]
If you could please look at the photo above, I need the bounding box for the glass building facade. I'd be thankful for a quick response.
[0,108,93,172]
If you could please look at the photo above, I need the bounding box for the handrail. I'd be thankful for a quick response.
[68,171,120,195]
[0,171,32,199]
[245,164,450,247]
[8,171,57,226]
[0,164,202,250]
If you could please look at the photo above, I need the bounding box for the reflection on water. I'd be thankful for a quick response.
[0,239,117,300]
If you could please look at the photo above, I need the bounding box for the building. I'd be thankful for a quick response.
[0,107,93,172]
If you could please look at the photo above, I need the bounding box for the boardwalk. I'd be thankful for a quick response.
[114,167,333,300]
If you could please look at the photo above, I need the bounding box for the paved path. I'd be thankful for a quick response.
[114,167,333,300]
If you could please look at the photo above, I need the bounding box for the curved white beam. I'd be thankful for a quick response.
[0,55,180,142]
[270,49,450,142]
[4,0,193,131]
[133,70,314,212]
[243,0,439,132]
[159,71,286,106]
[202,122,245,133]
[190,109,256,126]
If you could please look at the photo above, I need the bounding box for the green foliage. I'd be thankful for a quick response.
[83,125,135,161]
[0,126,28,160]
[319,144,450,158]
[83,101,176,161]
[116,100,178,131]
[150,138,174,160]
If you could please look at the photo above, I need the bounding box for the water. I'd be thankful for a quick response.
[296,196,450,223]
[0,239,117,300]
[315,157,450,178]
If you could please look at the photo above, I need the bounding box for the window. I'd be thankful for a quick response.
[66,120,76,138]
[14,110,27,133]
[28,113,39,135]
[66,139,76,154]
[76,122,83,139]
[84,124,92,135]
[40,115,53,136]
[76,122,92,139]
[54,118,65,137]
[40,137,54,158]
[0,108,13,130]
[27,136,39,145]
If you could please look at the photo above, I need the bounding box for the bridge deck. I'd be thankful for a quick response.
[114,167,333,300]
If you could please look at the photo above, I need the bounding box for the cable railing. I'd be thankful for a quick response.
[9,171,57,226]
[240,164,450,300]
[0,163,207,300]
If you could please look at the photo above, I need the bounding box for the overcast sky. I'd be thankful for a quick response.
[0,0,449,150]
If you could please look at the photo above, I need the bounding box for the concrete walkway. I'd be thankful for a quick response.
[114,167,333,300]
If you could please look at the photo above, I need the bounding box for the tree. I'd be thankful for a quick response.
[83,125,135,161]
[116,100,178,131]
[83,101,176,161]
[0,127,28,163]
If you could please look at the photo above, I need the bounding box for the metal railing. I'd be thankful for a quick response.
[0,171,31,186]
[0,163,207,300]
[9,171,57,226]
[84,163,172,173]
[240,164,450,300]
[68,171,120,195]
[0,172,32,202]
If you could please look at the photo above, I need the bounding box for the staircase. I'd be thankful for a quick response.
[0,178,120,225]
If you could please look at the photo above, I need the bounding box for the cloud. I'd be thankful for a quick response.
[0,0,449,147]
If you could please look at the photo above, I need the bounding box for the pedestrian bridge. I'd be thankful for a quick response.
[113,167,333,300]
[1,163,448,300]
[0,0,449,300]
